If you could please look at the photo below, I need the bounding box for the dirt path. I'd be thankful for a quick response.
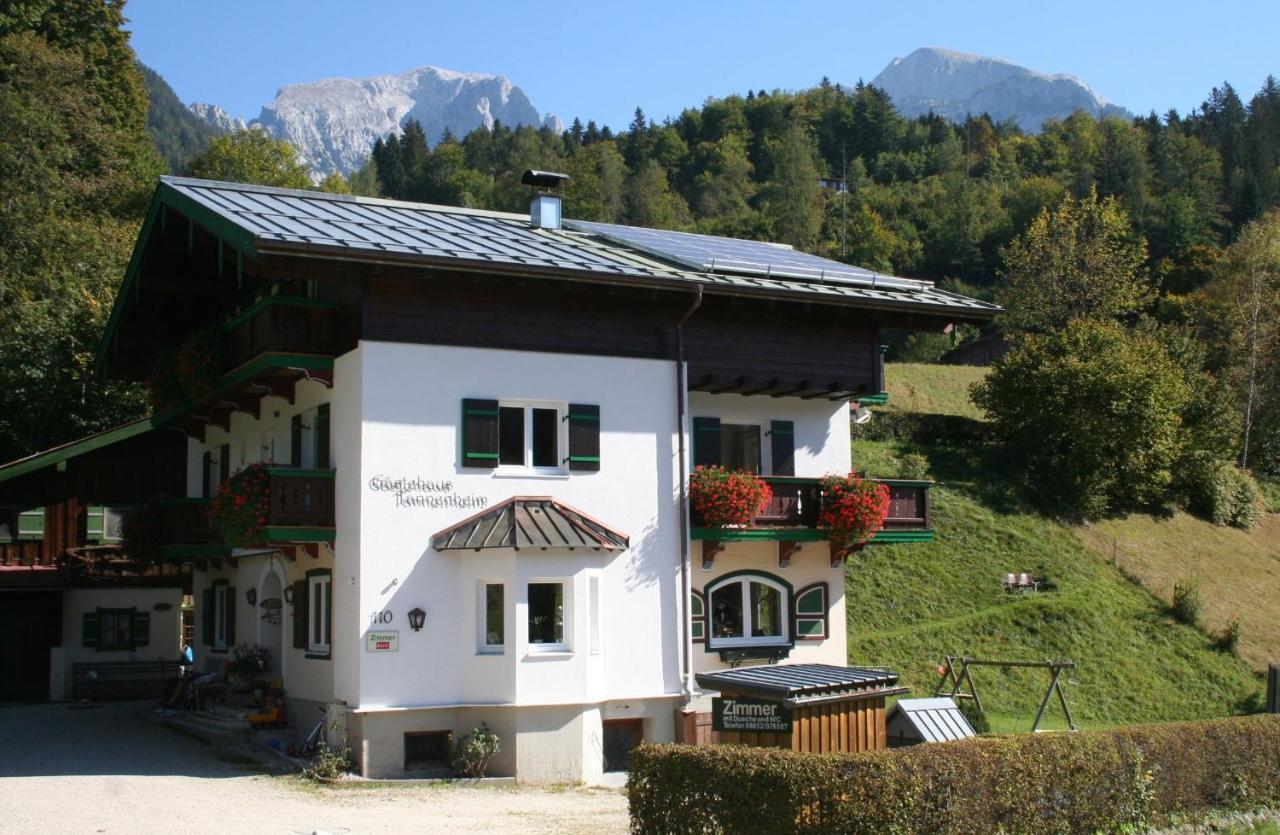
[0,702,629,835]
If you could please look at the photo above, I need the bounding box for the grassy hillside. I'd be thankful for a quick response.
[1077,513,1280,672]
[847,362,1264,730]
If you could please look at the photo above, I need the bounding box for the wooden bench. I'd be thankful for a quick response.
[72,659,182,701]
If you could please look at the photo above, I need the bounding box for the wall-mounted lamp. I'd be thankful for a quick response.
[246,588,257,606]
[407,607,426,632]
[283,586,293,604]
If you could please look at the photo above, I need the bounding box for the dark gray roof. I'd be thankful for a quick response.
[886,697,976,743]
[696,663,900,700]
[432,496,629,552]
[155,177,999,319]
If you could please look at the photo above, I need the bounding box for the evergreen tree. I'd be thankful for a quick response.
[759,123,823,251]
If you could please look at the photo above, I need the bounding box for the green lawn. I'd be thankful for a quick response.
[847,363,1265,729]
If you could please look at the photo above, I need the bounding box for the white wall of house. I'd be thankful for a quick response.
[54,586,182,698]
[332,348,363,707]
[351,341,683,712]
[687,391,852,477]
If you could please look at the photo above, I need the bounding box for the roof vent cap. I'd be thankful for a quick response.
[522,170,570,230]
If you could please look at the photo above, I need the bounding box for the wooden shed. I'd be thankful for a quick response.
[694,664,907,754]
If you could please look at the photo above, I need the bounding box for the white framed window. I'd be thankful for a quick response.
[527,580,569,652]
[497,400,567,473]
[478,581,505,654]
[308,571,332,656]
[214,583,229,650]
[707,573,789,648]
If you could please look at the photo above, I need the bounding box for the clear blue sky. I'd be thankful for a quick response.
[127,0,1278,130]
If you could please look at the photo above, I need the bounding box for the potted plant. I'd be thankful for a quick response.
[211,463,272,547]
[817,473,891,551]
[689,465,773,527]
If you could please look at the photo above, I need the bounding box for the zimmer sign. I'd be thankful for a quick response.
[712,697,792,733]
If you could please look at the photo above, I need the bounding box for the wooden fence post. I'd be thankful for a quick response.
[1267,664,1280,714]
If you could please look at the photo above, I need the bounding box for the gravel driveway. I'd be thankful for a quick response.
[0,702,628,834]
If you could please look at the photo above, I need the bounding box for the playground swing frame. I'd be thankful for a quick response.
[935,655,1079,733]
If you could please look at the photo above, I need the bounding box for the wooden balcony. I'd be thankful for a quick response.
[225,297,337,369]
[265,468,335,532]
[156,468,335,558]
[691,476,933,545]
[163,298,338,441]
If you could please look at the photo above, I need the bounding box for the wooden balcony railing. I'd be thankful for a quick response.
[692,476,932,543]
[157,498,219,545]
[225,297,337,369]
[266,468,335,528]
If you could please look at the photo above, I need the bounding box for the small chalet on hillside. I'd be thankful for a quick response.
[1,174,995,780]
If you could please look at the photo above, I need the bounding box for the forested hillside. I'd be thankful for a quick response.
[139,61,222,173]
[362,77,1280,304]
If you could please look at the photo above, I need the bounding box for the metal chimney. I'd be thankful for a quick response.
[521,169,571,230]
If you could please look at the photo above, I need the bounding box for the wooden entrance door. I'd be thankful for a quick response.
[602,718,643,772]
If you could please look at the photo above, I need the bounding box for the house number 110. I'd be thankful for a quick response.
[369,610,393,625]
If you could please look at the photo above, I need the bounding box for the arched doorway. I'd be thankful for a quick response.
[257,565,285,676]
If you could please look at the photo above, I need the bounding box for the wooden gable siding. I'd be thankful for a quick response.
[364,272,881,395]
[364,273,680,360]
[0,430,186,567]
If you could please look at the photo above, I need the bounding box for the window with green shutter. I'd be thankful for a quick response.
[292,579,308,649]
[690,589,707,643]
[82,611,102,648]
[566,404,600,471]
[692,417,721,468]
[769,420,795,476]
[793,583,828,640]
[18,508,44,542]
[315,403,331,469]
[461,399,500,468]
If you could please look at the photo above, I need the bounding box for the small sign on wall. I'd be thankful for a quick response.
[366,631,399,652]
[712,696,793,733]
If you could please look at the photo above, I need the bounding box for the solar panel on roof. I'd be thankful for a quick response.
[565,219,931,293]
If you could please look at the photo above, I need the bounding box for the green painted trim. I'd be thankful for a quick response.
[691,526,934,544]
[266,468,335,479]
[464,408,499,417]
[690,527,827,542]
[567,456,601,463]
[567,413,600,422]
[262,526,335,543]
[855,392,890,405]
[222,295,338,333]
[867,530,935,544]
[464,453,500,460]
[0,418,156,484]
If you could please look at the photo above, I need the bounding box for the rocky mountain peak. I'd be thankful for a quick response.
[871,47,1131,132]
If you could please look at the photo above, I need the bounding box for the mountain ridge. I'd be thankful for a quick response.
[870,47,1132,132]
[189,64,562,180]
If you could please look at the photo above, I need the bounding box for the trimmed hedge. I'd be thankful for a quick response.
[628,715,1280,834]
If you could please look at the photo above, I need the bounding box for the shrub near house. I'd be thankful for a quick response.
[629,714,1280,834]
